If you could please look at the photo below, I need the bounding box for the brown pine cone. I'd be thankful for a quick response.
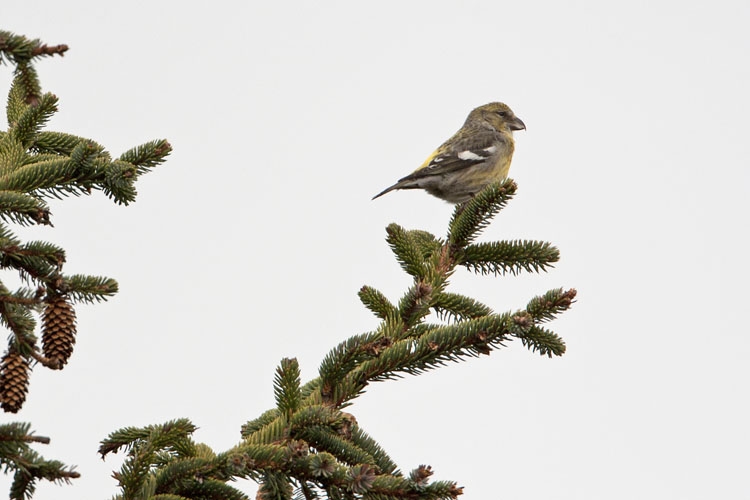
[41,296,77,369]
[0,351,30,413]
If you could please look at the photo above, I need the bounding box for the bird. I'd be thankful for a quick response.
[373,102,526,204]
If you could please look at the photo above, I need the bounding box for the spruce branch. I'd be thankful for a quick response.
[275,358,303,416]
[294,426,377,467]
[8,455,79,500]
[459,240,560,275]
[176,480,250,500]
[406,229,444,259]
[8,92,58,149]
[447,179,516,247]
[340,313,521,388]
[0,31,68,64]
[318,332,392,404]
[119,139,172,175]
[0,424,50,444]
[258,471,294,500]
[241,409,281,438]
[397,281,435,331]
[526,287,578,323]
[386,223,428,278]
[153,457,231,494]
[0,422,79,500]
[0,31,171,424]
[31,131,95,156]
[513,324,567,357]
[242,415,289,446]
[288,405,346,434]
[0,291,37,344]
[107,418,464,500]
[8,62,42,107]
[61,274,119,303]
[357,286,397,320]
[432,292,492,322]
[349,426,398,475]
[0,191,50,226]
[98,419,198,459]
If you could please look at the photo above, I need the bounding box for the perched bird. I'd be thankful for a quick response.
[373,102,526,203]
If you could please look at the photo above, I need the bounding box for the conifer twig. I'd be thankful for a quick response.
[30,44,69,58]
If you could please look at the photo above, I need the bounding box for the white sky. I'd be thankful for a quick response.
[2,1,749,499]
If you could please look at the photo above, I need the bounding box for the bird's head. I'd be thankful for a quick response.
[469,102,526,133]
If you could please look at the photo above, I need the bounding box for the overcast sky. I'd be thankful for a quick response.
[2,1,749,499]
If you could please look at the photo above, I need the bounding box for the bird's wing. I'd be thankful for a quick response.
[403,129,506,180]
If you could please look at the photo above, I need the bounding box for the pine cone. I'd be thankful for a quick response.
[1,351,30,413]
[42,296,77,369]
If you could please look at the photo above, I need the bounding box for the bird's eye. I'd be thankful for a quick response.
[496,111,508,117]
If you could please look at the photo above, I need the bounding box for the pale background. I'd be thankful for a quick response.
[2,1,749,499]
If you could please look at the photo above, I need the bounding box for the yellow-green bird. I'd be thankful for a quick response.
[373,102,526,203]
